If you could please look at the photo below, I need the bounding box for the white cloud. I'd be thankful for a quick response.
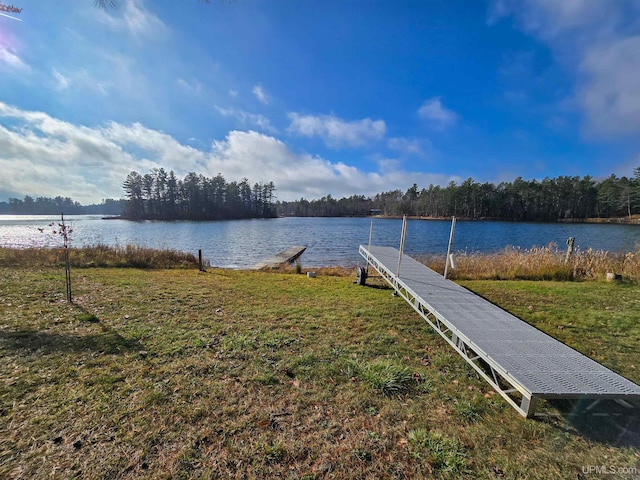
[52,69,71,90]
[215,106,277,133]
[177,78,202,95]
[0,103,453,203]
[209,131,450,200]
[0,102,203,203]
[489,0,614,36]
[0,44,30,71]
[287,113,386,148]
[387,137,429,156]
[578,36,640,137]
[417,97,458,129]
[49,67,113,96]
[229,89,238,98]
[252,85,269,105]
[98,0,169,39]
[491,0,640,138]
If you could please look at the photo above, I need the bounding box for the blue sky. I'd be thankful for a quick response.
[1,0,639,203]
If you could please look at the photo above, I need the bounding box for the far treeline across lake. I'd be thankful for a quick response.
[2,166,640,222]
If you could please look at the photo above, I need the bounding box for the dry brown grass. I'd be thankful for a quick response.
[4,244,640,283]
[419,244,640,283]
[0,245,199,269]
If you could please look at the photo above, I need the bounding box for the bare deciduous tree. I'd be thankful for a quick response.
[38,214,74,303]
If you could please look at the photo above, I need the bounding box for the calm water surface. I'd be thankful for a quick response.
[1,215,639,268]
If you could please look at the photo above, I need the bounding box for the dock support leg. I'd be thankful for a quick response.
[521,396,539,418]
[356,266,368,286]
[585,399,602,411]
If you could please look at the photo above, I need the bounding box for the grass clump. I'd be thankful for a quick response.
[78,312,99,323]
[263,442,287,464]
[356,359,417,396]
[408,429,469,476]
[453,398,485,423]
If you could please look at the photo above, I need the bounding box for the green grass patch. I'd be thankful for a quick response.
[408,428,469,476]
[0,264,638,479]
[78,312,100,323]
[355,359,417,396]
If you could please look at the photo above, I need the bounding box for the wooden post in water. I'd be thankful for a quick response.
[198,249,206,272]
[565,237,575,264]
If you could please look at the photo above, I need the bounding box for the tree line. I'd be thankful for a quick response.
[0,196,124,215]
[276,170,640,221]
[122,168,277,220]
[3,168,639,222]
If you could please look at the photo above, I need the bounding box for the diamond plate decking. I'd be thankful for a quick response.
[360,244,640,417]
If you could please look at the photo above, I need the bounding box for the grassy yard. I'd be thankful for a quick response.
[1,265,639,479]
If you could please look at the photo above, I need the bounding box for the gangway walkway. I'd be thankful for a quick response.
[359,244,640,417]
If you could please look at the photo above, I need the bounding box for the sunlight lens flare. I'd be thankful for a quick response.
[0,11,21,21]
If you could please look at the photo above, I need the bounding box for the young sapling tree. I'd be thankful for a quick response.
[38,213,73,302]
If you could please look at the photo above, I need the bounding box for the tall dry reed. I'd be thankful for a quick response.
[3,244,639,282]
[0,245,199,269]
[423,244,640,282]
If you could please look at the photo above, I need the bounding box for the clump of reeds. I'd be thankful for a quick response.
[0,247,59,268]
[75,244,200,269]
[0,244,199,269]
[424,244,640,283]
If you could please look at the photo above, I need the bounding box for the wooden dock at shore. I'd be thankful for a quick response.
[252,246,307,270]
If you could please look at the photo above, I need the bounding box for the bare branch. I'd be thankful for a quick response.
[0,2,23,14]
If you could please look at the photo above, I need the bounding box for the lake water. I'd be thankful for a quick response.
[1,215,639,268]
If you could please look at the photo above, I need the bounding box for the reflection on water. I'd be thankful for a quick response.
[1,215,639,268]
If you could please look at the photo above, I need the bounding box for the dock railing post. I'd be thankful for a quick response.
[366,219,374,274]
[444,216,456,279]
[396,215,408,278]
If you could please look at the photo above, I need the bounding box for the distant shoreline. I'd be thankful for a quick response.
[557,216,640,225]
[2,213,639,226]
[374,214,640,225]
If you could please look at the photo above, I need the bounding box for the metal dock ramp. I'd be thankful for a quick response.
[360,244,640,417]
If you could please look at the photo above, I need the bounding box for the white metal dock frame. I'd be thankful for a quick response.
[359,244,640,417]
